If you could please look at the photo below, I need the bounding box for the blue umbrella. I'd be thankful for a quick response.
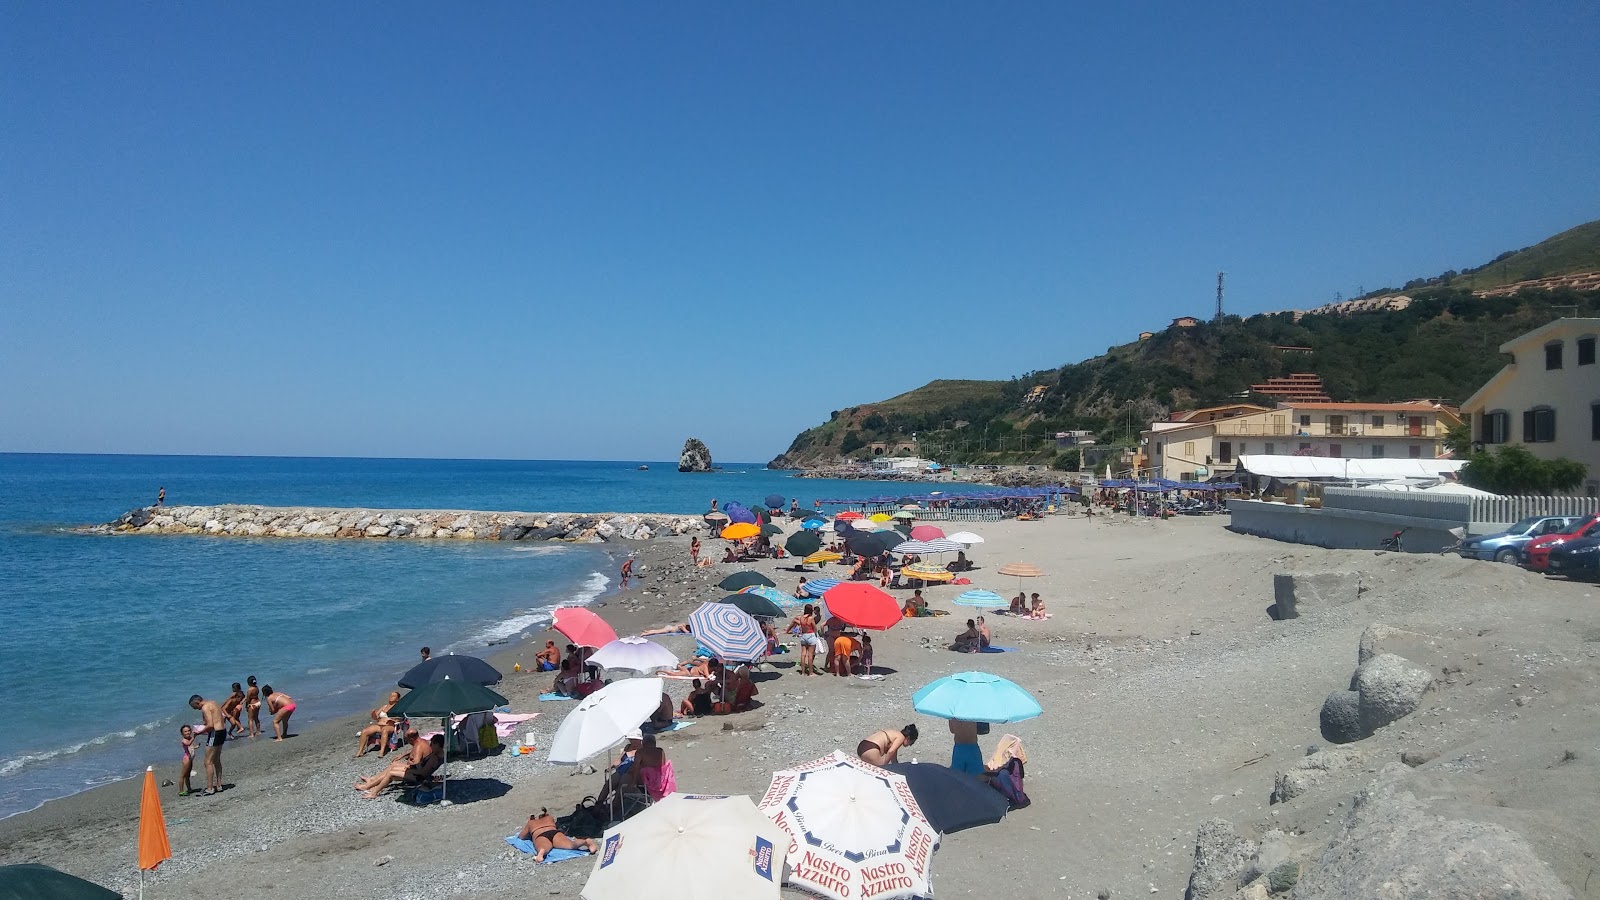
[765,494,786,510]
[724,502,757,525]
[741,585,804,610]
[686,602,768,662]
[953,589,1004,607]
[883,762,1009,833]
[800,578,841,598]
[801,518,826,530]
[913,672,1042,724]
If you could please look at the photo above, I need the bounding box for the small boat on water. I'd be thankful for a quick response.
[638,465,649,470]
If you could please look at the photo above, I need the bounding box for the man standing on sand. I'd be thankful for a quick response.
[189,693,225,795]
[948,718,983,775]
[619,557,634,589]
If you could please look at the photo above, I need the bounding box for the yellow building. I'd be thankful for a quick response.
[1460,318,1600,497]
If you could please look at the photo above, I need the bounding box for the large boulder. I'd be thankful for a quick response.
[1357,624,1436,666]
[1354,654,1434,735]
[1270,572,1362,619]
[1185,818,1258,900]
[678,438,713,472]
[1293,770,1572,899]
[1319,690,1364,744]
[1271,747,1371,805]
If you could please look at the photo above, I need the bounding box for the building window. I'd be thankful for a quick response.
[1408,445,1422,458]
[1371,415,1385,429]
[1329,443,1343,457]
[1371,445,1385,458]
[1299,415,1310,427]
[1218,442,1233,463]
[1298,442,1311,451]
[1580,336,1596,366]
[1154,442,1163,457]
[1264,442,1275,455]
[1546,341,1563,370]
[1592,403,1599,441]
[1523,407,1556,443]
[1184,441,1195,458]
[1480,410,1510,444]
[1238,443,1246,456]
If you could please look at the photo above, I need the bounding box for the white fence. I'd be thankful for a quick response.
[1469,494,1599,525]
[1320,488,1471,522]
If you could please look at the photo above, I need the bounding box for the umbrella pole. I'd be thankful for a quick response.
[441,715,449,805]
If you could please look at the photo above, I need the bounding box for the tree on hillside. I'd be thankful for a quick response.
[1459,445,1588,495]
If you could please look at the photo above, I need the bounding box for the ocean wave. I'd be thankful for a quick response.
[0,715,176,779]
[306,667,332,675]
[464,571,611,645]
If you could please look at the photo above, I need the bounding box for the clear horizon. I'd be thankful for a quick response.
[4,3,1597,461]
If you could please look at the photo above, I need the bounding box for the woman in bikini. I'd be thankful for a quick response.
[244,676,262,738]
[262,686,297,742]
[355,690,404,758]
[856,724,918,766]
[518,808,599,863]
[790,605,820,676]
[221,683,247,736]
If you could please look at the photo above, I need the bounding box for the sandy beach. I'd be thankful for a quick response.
[4,511,1598,898]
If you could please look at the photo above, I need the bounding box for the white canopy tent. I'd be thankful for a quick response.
[1236,454,1466,482]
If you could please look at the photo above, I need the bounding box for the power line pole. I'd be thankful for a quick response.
[1215,271,1225,321]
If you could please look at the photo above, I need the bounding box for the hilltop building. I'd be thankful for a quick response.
[1171,316,1200,328]
[1023,385,1048,405]
[1249,374,1332,403]
[1460,318,1600,497]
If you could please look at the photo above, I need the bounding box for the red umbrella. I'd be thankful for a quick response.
[552,607,618,649]
[836,511,865,521]
[821,583,902,630]
[909,525,945,541]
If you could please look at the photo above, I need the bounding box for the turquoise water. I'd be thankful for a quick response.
[0,454,960,818]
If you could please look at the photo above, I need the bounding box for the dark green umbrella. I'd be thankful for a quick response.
[785,530,822,558]
[752,507,773,525]
[759,523,783,537]
[718,592,785,619]
[718,571,776,591]
[387,676,507,803]
[0,864,120,900]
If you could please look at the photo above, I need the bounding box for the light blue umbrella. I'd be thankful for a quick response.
[799,578,841,598]
[741,585,804,610]
[913,671,1042,724]
[686,602,768,662]
[953,589,1004,607]
[801,518,826,530]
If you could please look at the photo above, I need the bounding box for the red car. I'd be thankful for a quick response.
[1525,515,1600,571]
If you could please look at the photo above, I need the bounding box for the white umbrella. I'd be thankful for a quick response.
[759,750,939,900]
[947,531,985,546]
[589,636,678,674]
[548,677,663,765]
[581,794,788,900]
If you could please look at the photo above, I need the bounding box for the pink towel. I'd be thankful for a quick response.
[640,760,676,801]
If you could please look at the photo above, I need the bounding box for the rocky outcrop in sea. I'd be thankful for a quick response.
[91,505,709,542]
[678,438,713,472]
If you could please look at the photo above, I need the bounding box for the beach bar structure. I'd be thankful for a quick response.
[816,487,1078,521]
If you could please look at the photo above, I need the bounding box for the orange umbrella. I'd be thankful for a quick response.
[719,522,760,540]
[139,765,171,877]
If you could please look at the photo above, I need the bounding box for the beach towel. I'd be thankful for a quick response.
[642,719,695,735]
[640,759,676,801]
[503,836,592,863]
[854,673,886,681]
[492,713,538,739]
[988,734,1028,769]
[980,646,1017,653]
[538,692,577,702]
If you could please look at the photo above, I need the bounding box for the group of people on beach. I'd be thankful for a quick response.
[787,603,873,676]
[181,678,296,796]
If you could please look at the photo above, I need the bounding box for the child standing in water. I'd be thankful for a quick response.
[178,725,196,795]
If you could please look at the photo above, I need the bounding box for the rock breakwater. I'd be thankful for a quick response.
[92,505,710,543]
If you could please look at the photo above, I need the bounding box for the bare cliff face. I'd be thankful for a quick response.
[678,438,713,472]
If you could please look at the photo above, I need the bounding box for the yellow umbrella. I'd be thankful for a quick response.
[869,512,892,523]
[803,551,843,565]
[902,563,954,582]
[720,522,760,540]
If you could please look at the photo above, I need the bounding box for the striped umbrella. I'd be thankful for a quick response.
[954,589,1005,607]
[799,578,841,598]
[901,563,954,583]
[890,539,965,555]
[687,602,768,662]
[802,551,843,565]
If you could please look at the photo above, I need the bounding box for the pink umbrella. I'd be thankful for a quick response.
[552,607,618,649]
[909,525,945,541]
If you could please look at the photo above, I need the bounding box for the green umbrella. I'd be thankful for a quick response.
[784,530,822,558]
[0,864,120,900]
[718,571,776,591]
[388,676,507,804]
[759,523,783,538]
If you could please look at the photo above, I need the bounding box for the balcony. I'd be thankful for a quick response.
[1214,422,1437,438]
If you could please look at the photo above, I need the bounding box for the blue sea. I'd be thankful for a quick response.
[0,454,955,819]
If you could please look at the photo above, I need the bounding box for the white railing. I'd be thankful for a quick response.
[1321,488,1471,522]
[1469,494,1599,524]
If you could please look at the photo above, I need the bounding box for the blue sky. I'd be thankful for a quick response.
[3,2,1597,462]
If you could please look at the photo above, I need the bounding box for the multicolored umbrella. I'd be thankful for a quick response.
[901,563,954,583]
[909,525,946,541]
[912,671,1043,723]
[553,606,619,649]
[721,522,761,540]
[583,793,789,900]
[759,751,938,900]
[821,583,901,630]
[719,571,776,591]
[687,602,768,662]
[953,589,1004,607]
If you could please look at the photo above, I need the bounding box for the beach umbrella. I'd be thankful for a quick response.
[687,602,768,662]
[387,675,509,802]
[799,578,841,598]
[703,511,730,524]
[398,653,503,689]
[553,607,619,649]
[909,525,945,541]
[581,793,788,900]
[138,765,171,897]
[901,563,954,583]
[718,571,776,592]
[953,589,1004,607]
[759,523,783,538]
[719,592,785,620]
[912,671,1042,724]
[882,762,1010,834]
[549,677,663,765]
[801,518,826,530]
[765,494,786,510]
[725,503,757,525]
[802,551,842,566]
[783,530,822,558]
[759,750,939,900]
[740,585,804,610]
[947,531,985,546]
[890,509,917,520]
[835,511,864,521]
[589,636,678,674]
[997,562,1044,589]
[868,512,892,522]
[821,583,901,630]
[721,522,761,541]
[0,865,120,900]
[891,539,964,555]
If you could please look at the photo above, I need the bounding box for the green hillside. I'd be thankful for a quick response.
[771,219,1600,468]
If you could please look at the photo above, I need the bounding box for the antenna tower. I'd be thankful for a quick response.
[1214,271,1225,321]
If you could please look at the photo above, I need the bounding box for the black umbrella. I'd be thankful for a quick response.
[765,494,786,510]
[718,592,785,619]
[784,530,822,558]
[387,676,509,804]
[398,653,503,689]
[883,762,1009,833]
[845,530,899,556]
[718,571,776,591]
[0,864,120,900]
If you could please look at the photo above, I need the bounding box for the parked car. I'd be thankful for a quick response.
[1456,515,1583,564]
[1547,535,1600,580]
[1524,515,1600,572]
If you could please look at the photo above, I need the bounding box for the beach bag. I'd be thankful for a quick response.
[478,722,500,751]
[557,796,608,838]
[990,757,1030,809]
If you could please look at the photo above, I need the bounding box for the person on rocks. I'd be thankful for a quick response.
[156,486,165,506]
[188,693,226,795]
[856,724,917,766]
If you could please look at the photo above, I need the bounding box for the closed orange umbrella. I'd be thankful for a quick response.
[139,765,171,877]
[719,522,760,540]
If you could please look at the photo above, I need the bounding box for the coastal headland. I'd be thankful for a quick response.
[91,505,711,542]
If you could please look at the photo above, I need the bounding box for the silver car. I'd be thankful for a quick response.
[1458,515,1581,564]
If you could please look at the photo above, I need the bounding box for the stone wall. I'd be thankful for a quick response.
[91,505,710,543]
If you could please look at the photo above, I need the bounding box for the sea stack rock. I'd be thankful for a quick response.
[678,438,713,472]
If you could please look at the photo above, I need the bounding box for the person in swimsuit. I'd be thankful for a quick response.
[535,641,560,671]
[222,683,247,736]
[357,734,443,799]
[831,632,858,677]
[355,690,403,758]
[790,605,820,676]
[679,679,712,717]
[355,729,423,792]
[619,557,634,589]
[419,646,431,663]
[977,616,992,649]
[156,486,165,506]
[690,537,701,564]
[648,691,674,730]
[177,724,196,795]
[188,693,226,795]
[517,809,598,862]
[856,724,918,766]
[262,686,296,741]
[794,577,808,599]
[640,622,691,636]
[244,676,262,738]
[948,719,983,775]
